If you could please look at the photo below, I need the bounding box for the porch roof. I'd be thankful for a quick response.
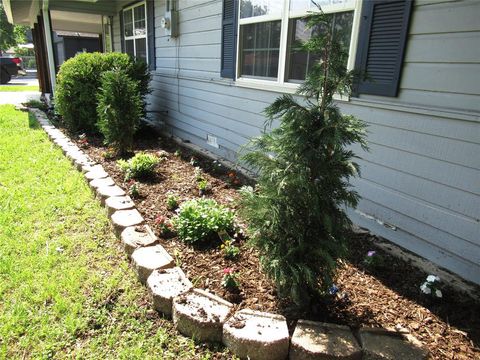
[3,0,129,30]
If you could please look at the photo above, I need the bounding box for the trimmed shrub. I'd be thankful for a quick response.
[173,199,234,244]
[97,70,142,154]
[55,52,150,134]
[117,152,160,180]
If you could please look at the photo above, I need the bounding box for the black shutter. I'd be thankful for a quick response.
[119,10,125,52]
[221,0,238,79]
[146,0,155,70]
[355,0,412,97]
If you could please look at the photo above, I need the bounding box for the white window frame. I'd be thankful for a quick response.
[122,1,148,63]
[235,0,363,95]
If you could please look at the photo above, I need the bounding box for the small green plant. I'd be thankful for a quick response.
[117,152,160,180]
[173,249,182,267]
[166,192,179,210]
[102,147,116,160]
[24,99,48,111]
[194,166,204,181]
[174,149,182,157]
[197,179,208,194]
[172,199,234,244]
[221,268,239,290]
[96,70,142,155]
[363,250,384,269]
[190,157,198,166]
[127,179,140,198]
[220,239,240,259]
[227,171,241,186]
[420,275,442,298]
[78,133,89,148]
[154,215,174,238]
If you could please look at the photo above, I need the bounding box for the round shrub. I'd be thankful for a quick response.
[55,52,150,134]
[117,152,160,180]
[173,199,235,244]
[97,70,142,154]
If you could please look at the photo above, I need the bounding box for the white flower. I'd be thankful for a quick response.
[435,289,443,298]
[420,283,431,294]
[426,275,440,283]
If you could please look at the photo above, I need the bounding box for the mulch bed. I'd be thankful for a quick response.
[70,127,479,360]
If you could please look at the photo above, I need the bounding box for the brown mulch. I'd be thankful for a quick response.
[71,128,479,360]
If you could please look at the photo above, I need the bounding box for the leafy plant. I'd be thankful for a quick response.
[117,152,160,180]
[172,199,234,244]
[127,180,140,198]
[166,192,179,210]
[197,179,208,193]
[194,166,204,181]
[102,148,116,160]
[420,275,442,298]
[189,157,198,166]
[220,239,240,260]
[238,7,368,308]
[78,133,89,148]
[154,215,174,238]
[227,171,241,186]
[363,250,384,269]
[97,70,143,155]
[23,99,48,111]
[221,268,239,290]
[55,52,150,134]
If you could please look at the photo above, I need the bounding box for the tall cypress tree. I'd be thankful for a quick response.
[239,5,368,308]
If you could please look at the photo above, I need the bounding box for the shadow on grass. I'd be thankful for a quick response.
[28,112,41,130]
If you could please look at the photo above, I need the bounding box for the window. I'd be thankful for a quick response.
[122,2,148,63]
[236,0,361,90]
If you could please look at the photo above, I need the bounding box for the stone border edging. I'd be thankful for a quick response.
[30,108,428,360]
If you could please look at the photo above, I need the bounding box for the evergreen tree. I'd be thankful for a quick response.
[238,4,368,308]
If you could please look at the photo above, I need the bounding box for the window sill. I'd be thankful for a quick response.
[235,78,299,94]
[235,77,350,102]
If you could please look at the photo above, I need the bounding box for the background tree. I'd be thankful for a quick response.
[238,4,368,308]
[0,4,28,53]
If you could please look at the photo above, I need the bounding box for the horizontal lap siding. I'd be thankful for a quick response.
[151,0,270,163]
[120,0,480,284]
[347,0,480,284]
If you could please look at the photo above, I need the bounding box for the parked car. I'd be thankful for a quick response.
[0,56,26,84]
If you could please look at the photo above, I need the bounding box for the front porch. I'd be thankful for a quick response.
[2,0,131,94]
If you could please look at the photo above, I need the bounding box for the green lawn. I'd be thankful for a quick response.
[0,85,39,92]
[0,105,228,359]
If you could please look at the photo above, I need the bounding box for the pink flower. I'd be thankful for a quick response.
[367,250,376,257]
[223,267,234,275]
[155,215,166,225]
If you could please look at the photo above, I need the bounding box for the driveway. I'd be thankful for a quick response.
[0,70,41,105]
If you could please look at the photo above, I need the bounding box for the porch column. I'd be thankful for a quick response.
[42,1,56,93]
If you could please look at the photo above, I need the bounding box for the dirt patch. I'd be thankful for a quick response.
[72,129,479,360]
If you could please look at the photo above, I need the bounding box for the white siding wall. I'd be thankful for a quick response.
[112,0,480,285]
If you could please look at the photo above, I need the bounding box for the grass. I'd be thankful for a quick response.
[0,105,231,359]
[0,85,39,92]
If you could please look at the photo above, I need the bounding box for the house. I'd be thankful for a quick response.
[3,0,479,287]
